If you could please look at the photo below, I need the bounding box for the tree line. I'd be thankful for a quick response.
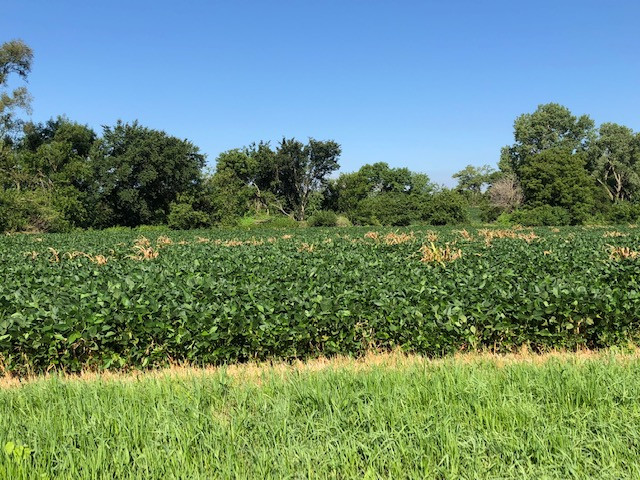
[1,39,639,231]
[454,103,640,225]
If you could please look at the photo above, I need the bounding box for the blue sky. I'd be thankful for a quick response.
[3,0,639,185]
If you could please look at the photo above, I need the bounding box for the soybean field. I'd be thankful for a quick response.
[1,226,640,374]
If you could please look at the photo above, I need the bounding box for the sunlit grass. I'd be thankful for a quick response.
[2,350,640,479]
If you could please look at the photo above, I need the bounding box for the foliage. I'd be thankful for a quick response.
[510,206,572,226]
[327,162,434,215]
[353,193,423,225]
[0,189,71,232]
[353,190,466,226]
[307,210,338,227]
[452,164,496,196]
[211,139,341,221]
[335,215,352,227]
[0,39,33,138]
[91,121,205,227]
[167,201,211,230]
[605,202,640,224]
[421,190,468,225]
[274,138,341,220]
[2,226,640,374]
[499,103,594,175]
[588,123,640,202]
[518,147,595,224]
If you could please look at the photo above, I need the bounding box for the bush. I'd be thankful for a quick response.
[238,215,299,229]
[422,190,468,225]
[168,202,211,230]
[510,206,572,226]
[263,216,299,228]
[352,191,468,226]
[495,212,514,226]
[478,197,504,223]
[336,215,352,227]
[606,202,640,224]
[307,211,338,227]
[0,189,70,233]
[353,193,422,226]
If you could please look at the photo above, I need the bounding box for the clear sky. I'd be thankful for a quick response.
[3,0,639,185]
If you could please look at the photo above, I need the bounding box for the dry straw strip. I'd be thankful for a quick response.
[2,347,638,390]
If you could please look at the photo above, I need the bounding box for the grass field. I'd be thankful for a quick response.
[2,350,640,479]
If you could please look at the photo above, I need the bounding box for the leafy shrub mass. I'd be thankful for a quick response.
[605,202,640,224]
[510,206,572,226]
[2,226,640,374]
[167,202,211,230]
[307,211,338,227]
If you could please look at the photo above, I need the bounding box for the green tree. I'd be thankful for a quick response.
[15,117,96,189]
[0,117,96,230]
[272,138,341,220]
[0,39,33,139]
[588,123,640,202]
[499,103,594,175]
[209,151,259,222]
[452,164,496,195]
[519,147,595,223]
[91,121,205,226]
[327,162,434,215]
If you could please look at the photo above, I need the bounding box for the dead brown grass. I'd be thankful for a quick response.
[364,231,416,245]
[603,231,627,238]
[156,235,173,246]
[455,229,474,241]
[127,245,159,261]
[419,242,462,264]
[425,230,438,242]
[2,347,639,389]
[478,228,539,245]
[298,242,315,253]
[608,245,640,260]
[134,236,151,248]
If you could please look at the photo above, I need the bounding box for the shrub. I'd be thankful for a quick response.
[510,206,571,226]
[168,202,211,230]
[353,193,422,226]
[238,215,299,229]
[308,211,338,227]
[606,202,640,224]
[264,216,299,228]
[336,215,352,227]
[422,190,468,225]
[0,189,70,233]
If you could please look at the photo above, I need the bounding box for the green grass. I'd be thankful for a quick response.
[2,352,640,479]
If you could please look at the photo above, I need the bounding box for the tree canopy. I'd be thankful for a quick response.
[0,39,33,139]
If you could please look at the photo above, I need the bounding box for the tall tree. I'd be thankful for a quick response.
[588,123,640,202]
[452,164,495,195]
[0,39,33,139]
[499,103,594,175]
[91,121,205,226]
[273,138,341,220]
[519,147,595,223]
[327,162,434,214]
